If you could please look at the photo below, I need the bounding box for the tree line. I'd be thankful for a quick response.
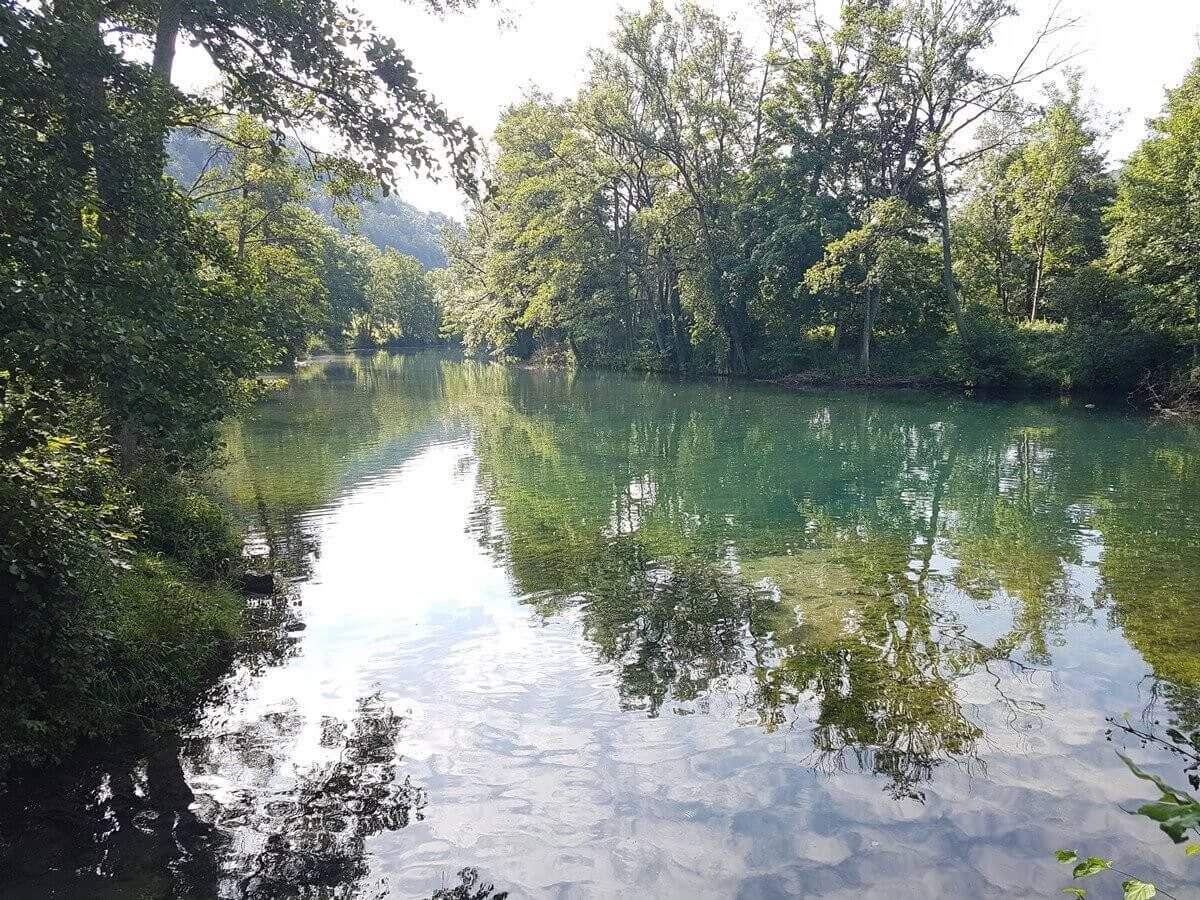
[439,0,1200,407]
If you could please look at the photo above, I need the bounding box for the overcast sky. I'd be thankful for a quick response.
[174,0,1200,217]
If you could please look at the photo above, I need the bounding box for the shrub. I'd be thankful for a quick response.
[0,376,136,770]
[1067,326,1178,395]
[954,313,1029,388]
[135,471,242,582]
[0,375,246,776]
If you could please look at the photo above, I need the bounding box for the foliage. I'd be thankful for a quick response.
[0,378,244,775]
[955,82,1114,324]
[436,2,1196,409]
[113,0,480,189]
[0,6,272,470]
[1107,59,1200,363]
[185,116,445,356]
[0,377,136,768]
[804,198,940,372]
[0,0,474,774]
[1052,719,1200,900]
[135,471,243,581]
[1118,753,1200,845]
[357,249,442,347]
[171,129,460,268]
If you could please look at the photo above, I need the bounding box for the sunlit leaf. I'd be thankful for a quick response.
[1122,880,1156,900]
[1072,858,1111,879]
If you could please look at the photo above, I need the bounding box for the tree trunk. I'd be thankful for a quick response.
[152,0,183,81]
[859,290,877,375]
[1023,263,1037,319]
[667,269,691,371]
[118,415,140,473]
[996,253,1009,316]
[933,152,965,334]
[58,2,119,232]
[832,303,844,351]
[724,309,749,376]
[1030,235,1047,324]
[648,276,668,357]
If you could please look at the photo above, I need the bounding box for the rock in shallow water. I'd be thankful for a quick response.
[238,571,275,595]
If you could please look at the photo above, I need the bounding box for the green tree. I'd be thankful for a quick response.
[1008,87,1111,322]
[1107,58,1200,366]
[591,1,763,373]
[805,198,938,373]
[442,97,625,362]
[956,86,1112,324]
[122,0,481,188]
[355,249,440,347]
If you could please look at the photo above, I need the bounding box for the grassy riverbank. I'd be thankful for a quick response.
[0,383,252,778]
[0,509,247,779]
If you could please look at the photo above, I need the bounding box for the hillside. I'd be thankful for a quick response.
[168,131,460,269]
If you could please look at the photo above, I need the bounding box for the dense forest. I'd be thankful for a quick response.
[0,0,474,774]
[439,1,1200,409]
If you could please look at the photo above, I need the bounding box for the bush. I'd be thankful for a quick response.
[0,376,136,770]
[1067,326,1178,395]
[135,471,242,582]
[954,313,1030,387]
[91,554,242,717]
[0,375,247,776]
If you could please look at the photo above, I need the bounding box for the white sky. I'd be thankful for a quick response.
[172,0,1200,218]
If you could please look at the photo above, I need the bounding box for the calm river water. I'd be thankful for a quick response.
[2,352,1198,898]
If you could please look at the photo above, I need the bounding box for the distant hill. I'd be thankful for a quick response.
[168,131,461,270]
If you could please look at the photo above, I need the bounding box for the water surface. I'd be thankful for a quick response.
[3,352,1198,898]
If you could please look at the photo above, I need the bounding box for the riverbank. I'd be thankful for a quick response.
[514,327,1200,417]
[0,466,255,781]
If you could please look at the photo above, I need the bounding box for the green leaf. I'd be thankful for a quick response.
[1122,880,1156,900]
[1118,753,1200,843]
[1186,844,1199,856]
[1061,890,1086,898]
[1056,850,1079,863]
[1119,754,1194,804]
[1072,857,1112,878]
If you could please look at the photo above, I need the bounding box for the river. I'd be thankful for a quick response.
[2,351,1198,898]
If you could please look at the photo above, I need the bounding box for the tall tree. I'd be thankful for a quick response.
[1007,85,1110,322]
[592,1,763,373]
[136,0,483,189]
[805,198,934,373]
[956,85,1111,322]
[1107,58,1200,366]
[900,0,1076,332]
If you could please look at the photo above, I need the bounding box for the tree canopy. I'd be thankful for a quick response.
[440,0,1196,403]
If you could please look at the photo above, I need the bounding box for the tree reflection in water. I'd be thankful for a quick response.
[0,734,224,899]
[203,694,426,899]
[519,532,1031,801]
[0,693,512,900]
[429,867,510,899]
